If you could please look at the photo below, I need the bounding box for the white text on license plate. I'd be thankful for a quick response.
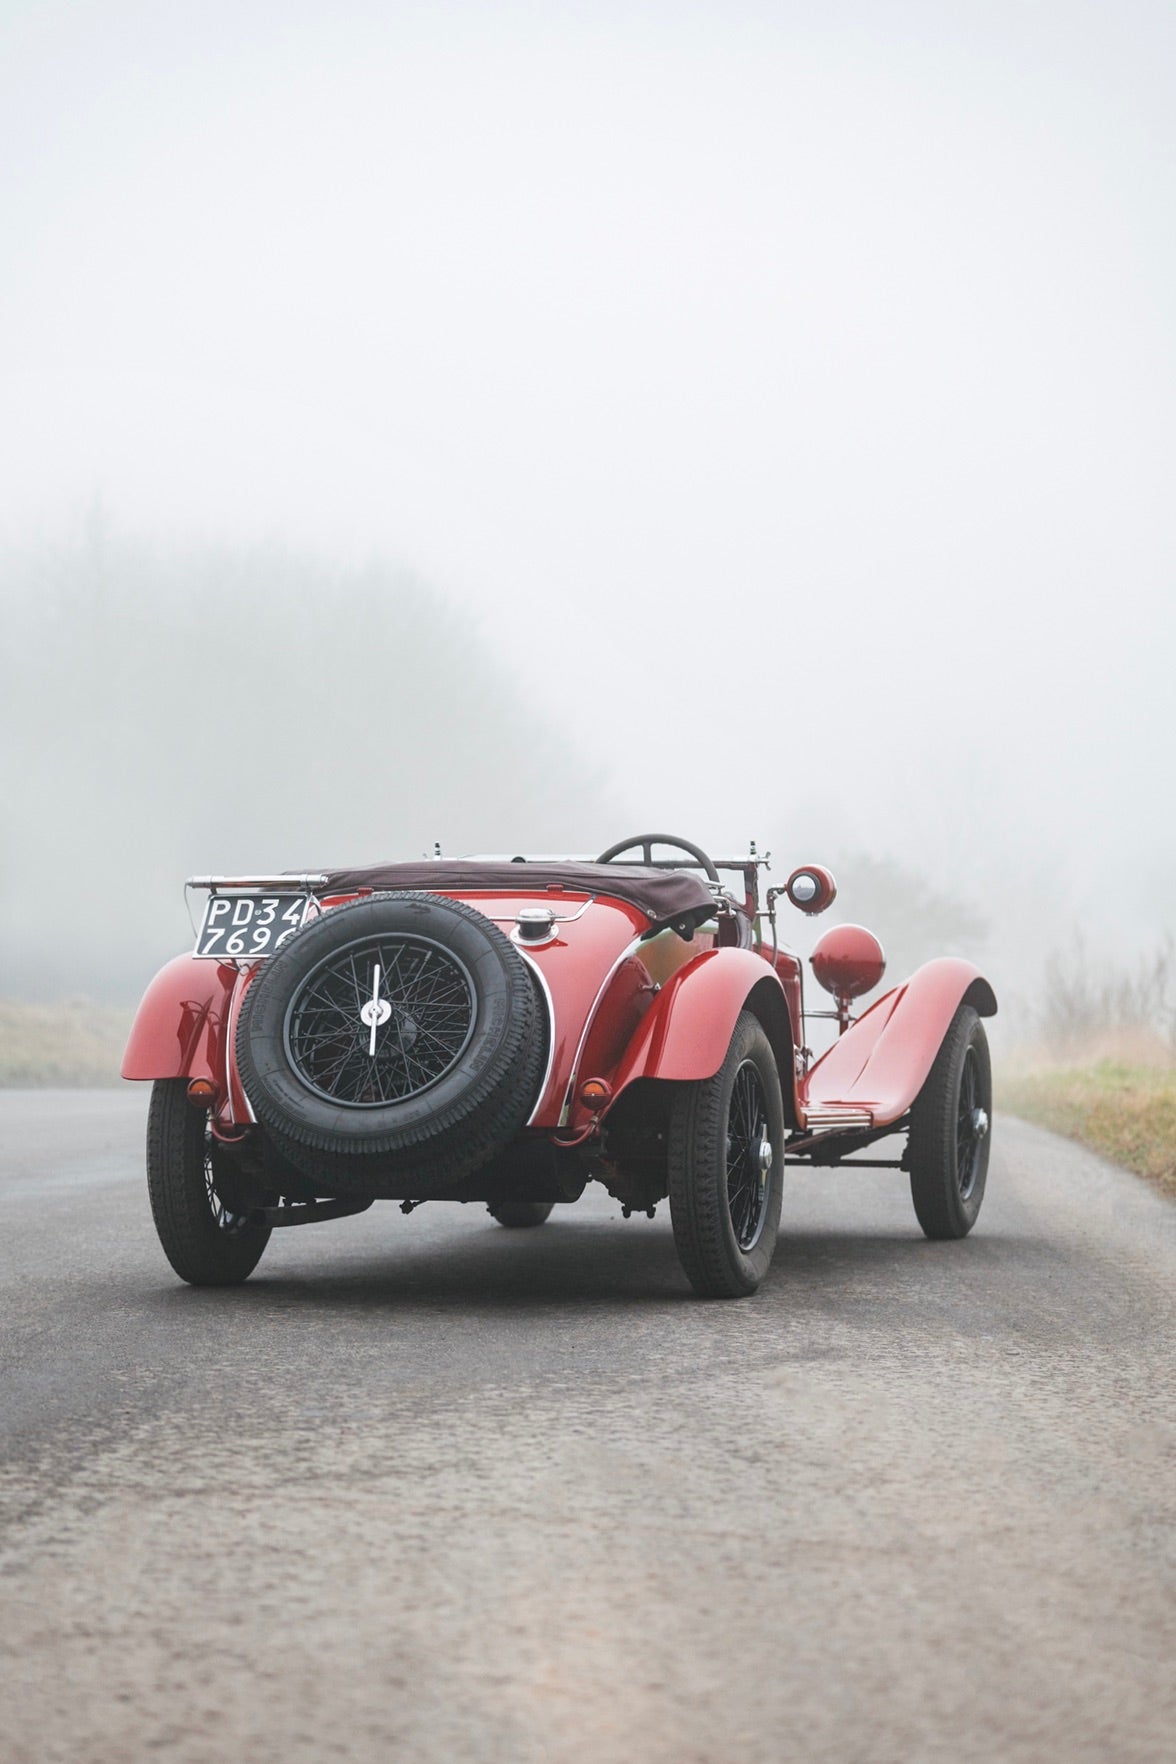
[195,894,310,958]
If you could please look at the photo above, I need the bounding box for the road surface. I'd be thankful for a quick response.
[0,1089,1173,1763]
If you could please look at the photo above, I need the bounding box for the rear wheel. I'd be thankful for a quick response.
[668,1012,785,1298]
[907,1005,991,1240]
[146,1080,271,1285]
[487,1201,553,1229]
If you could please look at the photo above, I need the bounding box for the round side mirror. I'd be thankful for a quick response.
[785,864,837,915]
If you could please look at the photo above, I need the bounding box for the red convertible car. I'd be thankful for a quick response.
[123,834,996,1298]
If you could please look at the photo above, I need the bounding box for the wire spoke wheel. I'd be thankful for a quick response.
[955,1045,985,1202]
[146,1079,271,1285]
[284,934,476,1108]
[668,1012,785,1298]
[907,1004,992,1240]
[203,1135,251,1235]
[726,1060,772,1251]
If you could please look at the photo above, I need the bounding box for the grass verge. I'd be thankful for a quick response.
[1001,1060,1176,1199]
[0,999,132,1087]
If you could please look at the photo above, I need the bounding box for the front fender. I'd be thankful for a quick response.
[802,957,996,1129]
[608,948,797,1108]
[121,954,237,1085]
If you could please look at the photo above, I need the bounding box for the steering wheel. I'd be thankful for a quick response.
[595,833,721,884]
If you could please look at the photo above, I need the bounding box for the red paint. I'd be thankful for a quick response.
[802,957,997,1128]
[434,892,713,1127]
[786,864,838,914]
[569,953,661,1117]
[609,947,795,1095]
[124,891,656,1130]
[123,873,994,1156]
[124,897,795,1132]
[445,891,649,1125]
[121,954,235,1089]
[811,923,887,1000]
[756,941,804,1050]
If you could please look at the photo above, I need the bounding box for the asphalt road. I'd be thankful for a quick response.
[1,1090,1173,1764]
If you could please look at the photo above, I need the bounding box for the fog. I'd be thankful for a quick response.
[2,1,1173,1020]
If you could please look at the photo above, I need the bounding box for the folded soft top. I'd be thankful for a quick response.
[320,859,715,927]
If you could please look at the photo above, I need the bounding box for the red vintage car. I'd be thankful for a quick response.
[123,834,996,1298]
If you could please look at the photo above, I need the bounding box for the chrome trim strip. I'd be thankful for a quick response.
[516,950,557,1127]
[467,896,597,926]
[804,1106,873,1130]
[557,934,645,1126]
[224,977,256,1125]
[188,875,329,890]
[467,852,768,871]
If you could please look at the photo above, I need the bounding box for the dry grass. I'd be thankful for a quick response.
[1001,1049,1176,1199]
[0,998,132,1087]
[1001,938,1176,1198]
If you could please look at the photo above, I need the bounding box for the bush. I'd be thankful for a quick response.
[1037,936,1175,1061]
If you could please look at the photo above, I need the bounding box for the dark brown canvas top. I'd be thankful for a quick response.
[320,860,715,928]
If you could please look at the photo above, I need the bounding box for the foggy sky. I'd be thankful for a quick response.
[2,0,1173,995]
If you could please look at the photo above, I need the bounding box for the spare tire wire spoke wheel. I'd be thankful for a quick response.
[237,892,547,1197]
[907,1003,992,1239]
[285,935,476,1106]
[668,1011,785,1298]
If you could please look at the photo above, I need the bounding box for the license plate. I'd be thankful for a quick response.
[194,892,312,959]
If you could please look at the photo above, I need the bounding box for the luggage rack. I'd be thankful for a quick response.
[186,874,330,891]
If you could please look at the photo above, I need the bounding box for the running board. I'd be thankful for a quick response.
[802,1105,874,1133]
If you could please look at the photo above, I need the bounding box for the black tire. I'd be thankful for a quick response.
[487,1201,554,1229]
[907,1005,992,1240]
[146,1080,271,1285]
[667,1011,786,1298]
[237,892,546,1195]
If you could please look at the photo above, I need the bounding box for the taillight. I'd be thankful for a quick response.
[579,1077,612,1111]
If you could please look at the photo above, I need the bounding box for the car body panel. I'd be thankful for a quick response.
[443,890,651,1127]
[122,868,994,1165]
[754,941,804,1053]
[121,954,234,1085]
[604,947,799,1125]
[123,890,733,1131]
[801,957,997,1128]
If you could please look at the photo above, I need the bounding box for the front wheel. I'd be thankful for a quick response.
[668,1012,786,1298]
[146,1080,271,1285]
[907,1005,992,1240]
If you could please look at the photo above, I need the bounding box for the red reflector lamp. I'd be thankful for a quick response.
[187,1078,217,1107]
[579,1077,612,1110]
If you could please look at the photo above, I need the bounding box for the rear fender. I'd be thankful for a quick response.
[604,949,798,1123]
[802,957,996,1129]
[121,955,238,1090]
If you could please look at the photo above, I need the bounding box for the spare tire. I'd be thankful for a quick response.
[236,892,547,1196]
